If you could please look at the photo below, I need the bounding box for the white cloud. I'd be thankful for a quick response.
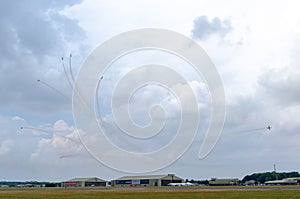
[30,128,83,162]
[12,116,25,121]
[53,120,72,131]
[1,0,300,180]
[0,140,14,156]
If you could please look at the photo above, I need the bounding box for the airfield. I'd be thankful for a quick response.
[1,186,300,198]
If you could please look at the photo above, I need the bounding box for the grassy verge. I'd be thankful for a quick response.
[0,188,300,199]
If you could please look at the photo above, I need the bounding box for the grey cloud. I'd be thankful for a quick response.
[257,68,300,107]
[213,61,300,177]
[225,96,265,130]
[191,16,233,40]
[0,0,85,120]
[0,0,84,58]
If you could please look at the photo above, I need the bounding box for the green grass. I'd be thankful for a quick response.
[0,189,300,199]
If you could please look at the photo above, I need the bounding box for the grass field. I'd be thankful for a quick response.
[1,188,300,199]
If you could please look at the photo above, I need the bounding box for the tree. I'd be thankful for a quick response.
[242,171,300,183]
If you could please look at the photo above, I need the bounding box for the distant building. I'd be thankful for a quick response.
[244,180,256,186]
[167,182,195,186]
[15,184,36,188]
[265,177,300,185]
[111,174,183,187]
[209,178,240,186]
[62,177,107,187]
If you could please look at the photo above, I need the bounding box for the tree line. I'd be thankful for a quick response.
[241,171,300,183]
[185,171,300,185]
[0,181,60,187]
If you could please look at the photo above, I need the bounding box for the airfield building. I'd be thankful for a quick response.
[209,178,240,186]
[62,177,107,187]
[265,177,300,185]
[111,174,183,187]
[244,180,256,186]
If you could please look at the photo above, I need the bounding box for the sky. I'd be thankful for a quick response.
[1,0,300,182]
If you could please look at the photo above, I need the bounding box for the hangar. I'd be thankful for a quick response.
[265,177,300,185]
[111,174,183,187]
[209,178,240,186]
[62,177,107,187]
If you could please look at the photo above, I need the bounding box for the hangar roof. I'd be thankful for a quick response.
[265,177,300,184]
[65,177,107,182]
[114,174,183,181]
[209,178,239,185]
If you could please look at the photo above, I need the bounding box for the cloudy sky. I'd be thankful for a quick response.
[1,0,300,182]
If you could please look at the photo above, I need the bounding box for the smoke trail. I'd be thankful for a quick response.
[61,57,73,89]
[238,127,266,133]
[72,75,107,132]
[95,76,105,127]
[60,154,79,159]
[20,126,80,144]
[69,53,75,83]
[230,126,270,135]
[37,79,70,101]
